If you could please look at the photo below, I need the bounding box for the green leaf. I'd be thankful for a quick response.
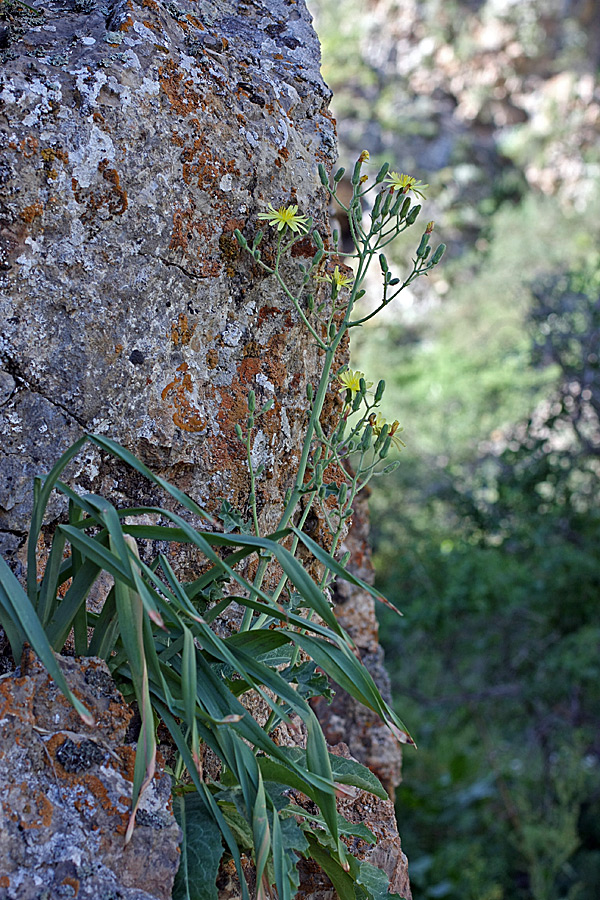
[173,793,225,900]
[26,435,88,603]
[303,833,356,900]
[292,527,402,616]
[87,434,215,524]
[288,633,414,746]
[328,756,387,802]
[353,858,405,900]
[0,557,93,725]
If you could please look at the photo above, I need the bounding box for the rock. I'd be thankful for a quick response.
[0,0,411,895]
[0,650,181,899]
[0,0,336,550]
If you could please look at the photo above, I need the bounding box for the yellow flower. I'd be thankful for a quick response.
[371,413,406,451]
[317,265,354,289]
[337,369,373,397]
[257,203,309,234]
[383,172,428,199]
[358,150,370,163]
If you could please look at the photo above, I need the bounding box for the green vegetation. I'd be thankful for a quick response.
[0,155,447,900]
[355,135,600,900]
[308,1,600,893]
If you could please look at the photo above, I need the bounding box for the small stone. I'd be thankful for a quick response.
[129,349,145,365]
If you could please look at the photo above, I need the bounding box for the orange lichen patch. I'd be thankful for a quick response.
[170,130,185,147]
[258,305,289,328]
[142,0,159,8]
[20,135,39,157]
[97,160,128,214]
[185,13,205,29]
[119,13,134,30]
[61,876,80,896]
[93,111,105,124]
[41,146,69,165]
[20,201,44,223]
[206,348,219,368]
[0,877,9,888]
[161,363,207,433]
[19,788,54,829]
[141,18,161,30]
[170,313,196,347]
[181,142,237,190]
[168,208,223,276]
[291,236,318,259]
[115,745,137,783]
[71,162,127,219]
[159,60,204,116]
[169,207,196,252]
[0,677,34,723]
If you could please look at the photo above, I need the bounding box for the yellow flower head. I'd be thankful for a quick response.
[337,369,373,397]
[358,150,370,164]
[317,265,354,290]
[257,204,309,234]
[371,413,406,451]
[383,172,428,199]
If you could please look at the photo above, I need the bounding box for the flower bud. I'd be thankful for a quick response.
[430,243,446,265]
[247,390,256,412]
[234,229,247,248]
[252,229,263,250]
[416,233,430,258]
[312,230,324,250]
[400,197,411,219]
[375,162,390,183]
[374,379,385,403]
[379,253,389,273]
[406,204,421,225]
[372,193,382,219]
[361,425,373,451]
[333,167,345,183]
[318,163,329,186]
[235,423,243,439]
[306,383,314,401]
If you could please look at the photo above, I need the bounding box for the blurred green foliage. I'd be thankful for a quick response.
[309,1,600,895]
[362,212,600,900]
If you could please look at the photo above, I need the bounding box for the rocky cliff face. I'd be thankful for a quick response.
[0,0,407,896]
[0,0,336,556]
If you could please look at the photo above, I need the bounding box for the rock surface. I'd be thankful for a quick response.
[0,0,408,896]
[0,650,180,899]
[0,0,336,551]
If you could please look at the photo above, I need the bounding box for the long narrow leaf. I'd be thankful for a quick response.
[0,557,93,724]
[293,526,403,615]
[26,435,88,602]
[87,434,215,524]
[111,536,156,843]
[45,558,102,650]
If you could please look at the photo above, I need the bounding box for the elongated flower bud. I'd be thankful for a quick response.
[406,204,421,225]
[430,243,446,265]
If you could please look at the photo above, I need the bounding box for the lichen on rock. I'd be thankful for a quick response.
[0,650,180,899]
